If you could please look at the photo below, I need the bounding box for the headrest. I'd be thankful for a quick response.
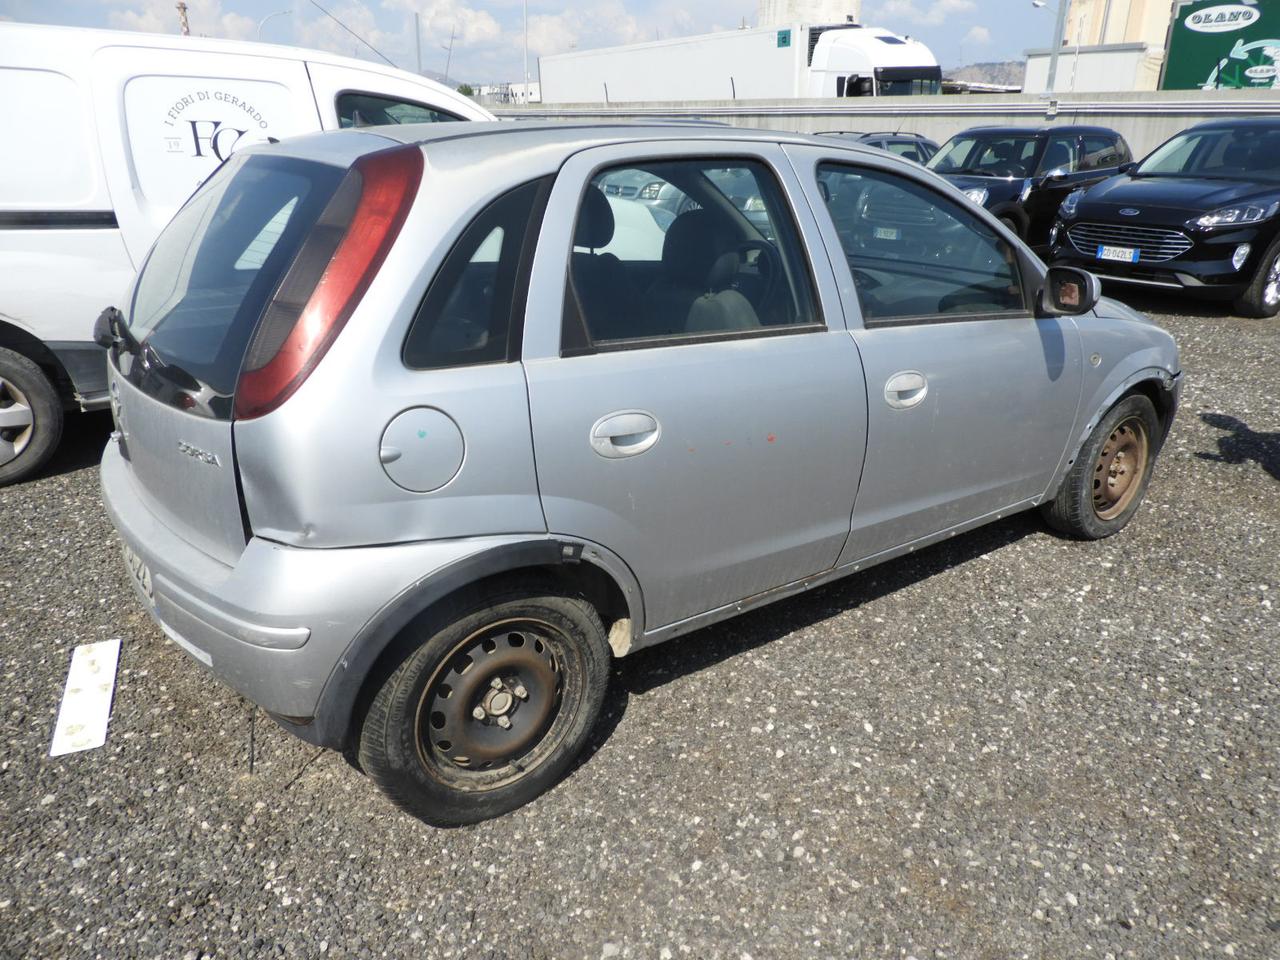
[706,251,739,292]
[576,187,615,249]
[661,210,735,286]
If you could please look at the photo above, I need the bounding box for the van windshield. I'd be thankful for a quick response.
[120,153,346,419]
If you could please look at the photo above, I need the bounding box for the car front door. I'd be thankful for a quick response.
[787,146,1084,565]
[522,143,868,632]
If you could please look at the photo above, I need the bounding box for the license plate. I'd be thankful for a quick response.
[122,542,154,603]
[1097,244,1140,263]
[874,226,900,241]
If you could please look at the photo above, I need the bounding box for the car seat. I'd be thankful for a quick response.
[569,188,636,341]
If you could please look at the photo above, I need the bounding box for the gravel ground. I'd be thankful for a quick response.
[1,296,1276,960]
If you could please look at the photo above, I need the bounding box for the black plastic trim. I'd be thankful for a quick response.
[0,211,118,229]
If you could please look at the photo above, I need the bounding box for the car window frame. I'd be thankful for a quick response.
[334,89,466,128]
[806,154,1041,330]
[556,151,830,358]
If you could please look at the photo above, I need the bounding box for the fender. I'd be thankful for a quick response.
[1042,360,1181,502]
[284,535,644,749]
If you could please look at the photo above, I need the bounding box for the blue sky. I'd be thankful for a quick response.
[0,0,1051,82]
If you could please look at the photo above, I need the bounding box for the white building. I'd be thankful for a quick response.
[758,0,862,27]
[474,81,540,105]
[1023,0,1173,93]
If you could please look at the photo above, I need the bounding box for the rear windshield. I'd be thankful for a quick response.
[119,153,346,419]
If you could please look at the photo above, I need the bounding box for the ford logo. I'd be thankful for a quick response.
[1119,208,1141,216]
[1184,4,1259,34]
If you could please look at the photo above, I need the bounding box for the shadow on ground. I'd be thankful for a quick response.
[1197,412,1280,483]
[31,410,113,481]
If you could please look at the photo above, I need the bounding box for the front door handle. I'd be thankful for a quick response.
[590,411,661,459]
[884,371,928,409]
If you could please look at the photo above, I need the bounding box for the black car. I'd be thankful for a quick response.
[926,125,1132,249]
[818,131,939,164]
[1049,119,1280,318]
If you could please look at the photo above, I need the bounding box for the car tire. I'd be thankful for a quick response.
[357,582,611,827]
[1232,237,1280,318]
[0,347,63,487]
[998,215,1021,237]
[1040,394,1161,540]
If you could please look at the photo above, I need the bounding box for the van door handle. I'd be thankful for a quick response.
[884,371,928,409]
[590,411,660,459]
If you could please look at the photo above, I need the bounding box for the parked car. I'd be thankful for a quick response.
[1048,118,1280,318]
[818,130,939,163]
[0,23,492,485]
[926,124,1132,249]
[99,123,1181,826]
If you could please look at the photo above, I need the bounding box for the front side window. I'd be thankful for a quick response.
[817,162,1026,325]
[928,135,1041,179]
[1039,135,1080,175]
[403,178,549,369]
[564,158,820,349]
[337,92,462,128]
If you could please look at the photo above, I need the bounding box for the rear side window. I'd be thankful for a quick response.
[337,92,462,127]
[403,178,551,369]
[121,154,346,418]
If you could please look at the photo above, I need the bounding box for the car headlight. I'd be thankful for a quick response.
[962,187,989,206]
[1059,188,1085,219]
[1050,222,1061,246]
[1019,179,1033,203]
[638,181,662,201]
[1193,201,1279,229]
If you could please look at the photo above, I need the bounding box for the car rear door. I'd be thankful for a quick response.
[787,145,1083,564]
[521,141,868,632]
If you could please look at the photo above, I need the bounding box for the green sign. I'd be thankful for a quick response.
[1162,1,1280,90]
[777,29,791,48]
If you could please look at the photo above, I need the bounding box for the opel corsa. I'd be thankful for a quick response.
[100,123,1182,825]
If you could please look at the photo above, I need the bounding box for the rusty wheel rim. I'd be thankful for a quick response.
[1092,416,1149,521]
[415,618,564,780]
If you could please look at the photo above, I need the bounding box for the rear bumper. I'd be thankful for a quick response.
[99,441,533,736]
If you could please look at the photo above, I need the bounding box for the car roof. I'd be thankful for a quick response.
[1187,117,1280,132]
[954,124,1121,137]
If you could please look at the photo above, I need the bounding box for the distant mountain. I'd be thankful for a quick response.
[947,61,1024,87]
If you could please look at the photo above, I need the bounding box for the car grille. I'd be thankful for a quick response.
[1067,222,1193,263]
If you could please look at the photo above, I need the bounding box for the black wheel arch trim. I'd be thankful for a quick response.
[279,538,643,749]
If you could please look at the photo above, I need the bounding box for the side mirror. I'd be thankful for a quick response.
[93,306,120,350]
[1040,266,1101,317]
[1042,166,1069,183]
[1118,161,1138,176]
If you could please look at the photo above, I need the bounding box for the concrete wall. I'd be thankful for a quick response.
[494,89,1280,158]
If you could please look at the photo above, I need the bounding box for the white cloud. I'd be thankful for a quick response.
[874,0,976,27]
[106,0,255,40]
[962,24,990,45]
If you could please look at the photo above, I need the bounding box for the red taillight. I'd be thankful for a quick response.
[234,145,423,420]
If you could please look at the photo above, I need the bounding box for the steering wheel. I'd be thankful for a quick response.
[733,240,782,309]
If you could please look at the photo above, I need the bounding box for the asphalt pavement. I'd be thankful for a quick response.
[1,294,1276,960]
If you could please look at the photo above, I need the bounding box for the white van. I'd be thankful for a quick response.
[0,22,493,484]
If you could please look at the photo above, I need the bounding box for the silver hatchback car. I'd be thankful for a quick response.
[100,123,1181,825]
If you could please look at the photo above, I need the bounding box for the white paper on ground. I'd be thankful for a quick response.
[49,638,122,757]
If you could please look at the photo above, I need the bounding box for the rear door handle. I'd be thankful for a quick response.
[884,371,928,409]
[590,411,660,459]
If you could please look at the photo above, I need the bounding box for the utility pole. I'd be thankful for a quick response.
[415,12,422,74]
[442,24,455,83]
[1045,0,1070,95]
[176,1,190,36]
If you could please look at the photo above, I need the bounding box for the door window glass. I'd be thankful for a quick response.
[1079,136,1123,172]
[564,158,820,348]
[403,178,547,369]
[885,141,925,162]
[816,162,1026,325]
[337,92,462,128]
[1039,135,1080,175]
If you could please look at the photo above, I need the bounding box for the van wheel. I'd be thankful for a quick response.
[1232,237,1280,318]
[358,585,611,826]
[0,347,63,486]
[1040,394,1161,540]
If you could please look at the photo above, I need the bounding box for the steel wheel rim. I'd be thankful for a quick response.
[0,376,35,467]
[1092,416,1149,521]
[415,618,566,783]
[1264,253,1280,309]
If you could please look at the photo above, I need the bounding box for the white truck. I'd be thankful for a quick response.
[0,23,493,484]
[539,22,941,103]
